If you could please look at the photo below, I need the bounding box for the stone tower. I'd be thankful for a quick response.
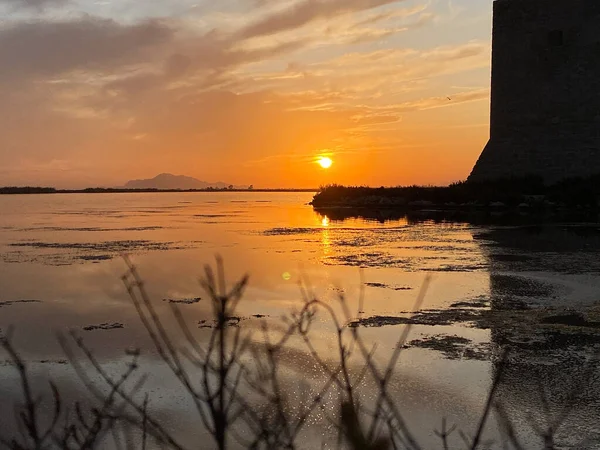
[469,0,600,183]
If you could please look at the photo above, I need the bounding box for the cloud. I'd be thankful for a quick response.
[409,88,490,110]
[100,36,311,100]
[237,0,406,39]
[329,12,435,45]
[352,2,429,27]
[229,41,489,111]
[361,88,490,114]
[0,17,174,80]
[0,0,67,10]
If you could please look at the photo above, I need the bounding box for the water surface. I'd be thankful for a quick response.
[1,193,600,448]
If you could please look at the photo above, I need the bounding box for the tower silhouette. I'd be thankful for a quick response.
[469,0,600,182]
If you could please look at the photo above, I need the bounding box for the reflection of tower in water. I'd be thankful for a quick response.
[313,205,600,443]
[473,225,600,446]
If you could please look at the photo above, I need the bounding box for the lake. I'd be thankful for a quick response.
[1,192,600,449]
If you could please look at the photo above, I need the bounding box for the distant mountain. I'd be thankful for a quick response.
[124,173,235,190]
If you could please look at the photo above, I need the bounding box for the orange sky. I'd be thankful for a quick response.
[0,0,493,188]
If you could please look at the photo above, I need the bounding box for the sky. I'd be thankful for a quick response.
[0,0,494,188]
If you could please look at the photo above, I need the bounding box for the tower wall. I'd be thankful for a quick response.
[469,0,600,183]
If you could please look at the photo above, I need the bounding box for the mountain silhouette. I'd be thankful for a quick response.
[124,173,233,190]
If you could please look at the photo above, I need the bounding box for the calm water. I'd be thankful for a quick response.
[1,192,600,448]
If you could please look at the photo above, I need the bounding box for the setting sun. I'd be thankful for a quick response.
[317,156,333,169]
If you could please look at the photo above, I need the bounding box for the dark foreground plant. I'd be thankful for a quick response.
[1,258,596,449]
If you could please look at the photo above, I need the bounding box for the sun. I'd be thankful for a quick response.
[317,156,333,169]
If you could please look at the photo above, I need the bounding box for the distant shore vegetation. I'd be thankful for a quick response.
[311,175,600,210]
[0,187,57,194]
[0,187,317,195]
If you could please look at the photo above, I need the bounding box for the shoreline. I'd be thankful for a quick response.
[309,178,600,216]
[0,188,318,195]
[313,204,600,226]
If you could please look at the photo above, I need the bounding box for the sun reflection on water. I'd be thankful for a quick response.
[320,215,331,257]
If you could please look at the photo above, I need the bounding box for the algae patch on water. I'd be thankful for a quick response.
[364,282,412,291]
[406,335,491,361]
[163,297,202,304]
[83,322,124,331]
[3,239,201,265]
[263,227,321,236]
[0,299,42,308]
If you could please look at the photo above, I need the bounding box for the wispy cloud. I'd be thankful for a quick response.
[237,0,407,39]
